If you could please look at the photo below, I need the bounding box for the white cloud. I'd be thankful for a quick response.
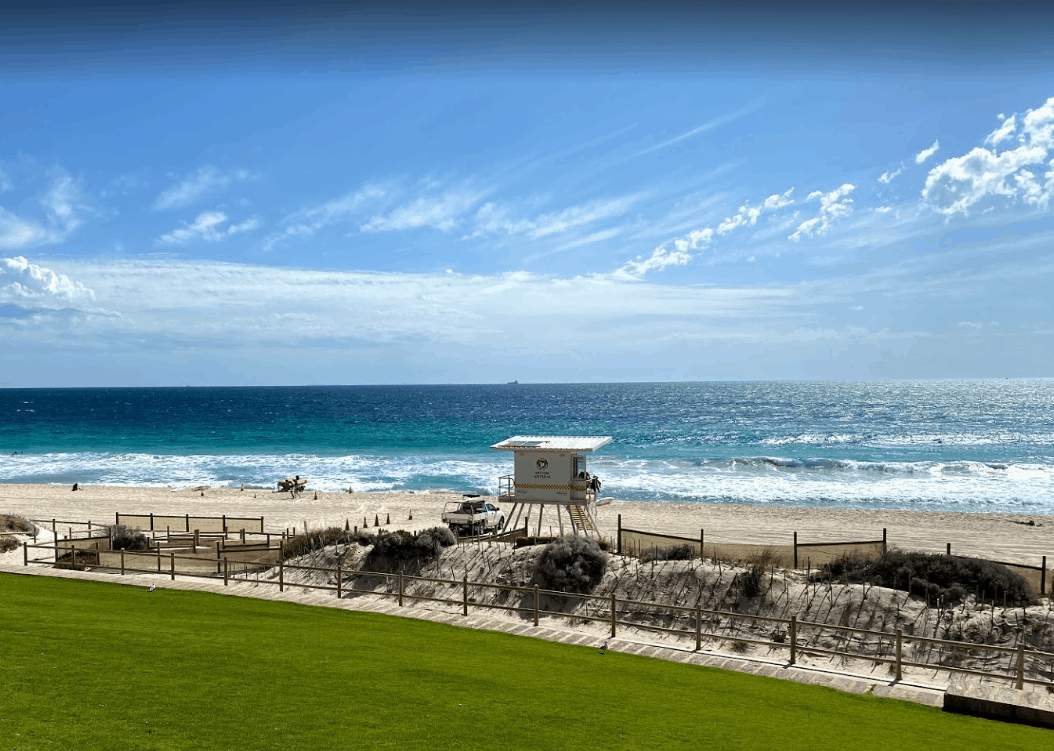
[30,257,813,354]
[0,256,94,306]
[673,228,714,252]
[361,189,485,233]
[0,168,12,193]
[984,115,1017,147]
[878,167,902,184]
[922,97,1054,216]
[152,166,254,210]
[788,183,855,241]
[614,245,691,279]
[159,211,260,245]
[915,139,940,164]
[717,188,795,235]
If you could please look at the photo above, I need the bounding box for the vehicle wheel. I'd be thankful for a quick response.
[497,518,506,530]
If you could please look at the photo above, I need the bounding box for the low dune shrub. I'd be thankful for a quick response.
[533,536,607,594]
[0,537,19,553]
[1,514,37,534]
[280,526,348,560]
[109,525,149,552]
[640,544,697,563]
[363,527,456,571]
[814,549,1035,606]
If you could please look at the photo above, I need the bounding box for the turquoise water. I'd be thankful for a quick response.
[2,381,1052,513]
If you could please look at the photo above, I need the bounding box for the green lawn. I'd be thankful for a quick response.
[0,573,1045,750]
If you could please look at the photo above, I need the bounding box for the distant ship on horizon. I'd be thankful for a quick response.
[506,380,519,385]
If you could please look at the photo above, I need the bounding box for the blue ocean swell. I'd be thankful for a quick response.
[1,381,1052,513]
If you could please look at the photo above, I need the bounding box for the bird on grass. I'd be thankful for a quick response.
[148,583,156,593]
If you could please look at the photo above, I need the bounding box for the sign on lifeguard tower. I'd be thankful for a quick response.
[490,435,613,537]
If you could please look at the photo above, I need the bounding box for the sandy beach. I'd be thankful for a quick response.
[1,482,1051,566]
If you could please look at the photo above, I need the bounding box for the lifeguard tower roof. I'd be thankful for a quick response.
[490,435,612,452]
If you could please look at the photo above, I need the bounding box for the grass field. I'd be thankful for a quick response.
[0,573,1046,750]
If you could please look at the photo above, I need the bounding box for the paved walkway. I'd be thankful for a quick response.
[1,562,946,707]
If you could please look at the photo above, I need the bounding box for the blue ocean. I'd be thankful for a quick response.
[2,381,1052,514]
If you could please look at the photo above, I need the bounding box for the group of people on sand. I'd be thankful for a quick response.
[279,475,307,498]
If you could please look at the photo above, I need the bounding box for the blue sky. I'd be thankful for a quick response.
[3,2,1054,386]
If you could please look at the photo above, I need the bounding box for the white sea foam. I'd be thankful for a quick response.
[1,450,1051,514]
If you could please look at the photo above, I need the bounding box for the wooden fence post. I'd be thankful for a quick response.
[52,519,57,561]
[23,541,28,567]
[695,603,702,651]
[1016,642,1025,690]
[700,529,704,558]
[398,572,404,607]
[156,547,161,573]
[223,557,229,586]
[336,562,342,598]
[533,585,539,626]
[1042,556,1047,595]
[895,629,903,681]
[121,550,125,575]
[617,514,622,555]
[882,527,887,554]
[610,594,617,638]
[170,552,175,581]
[793,531,798,569]
[946,542,951,556]
[463,576,469,617]
[279,559,284,592]
[789,615,797,665]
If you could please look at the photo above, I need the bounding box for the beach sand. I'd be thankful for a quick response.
[1,482,1051,565]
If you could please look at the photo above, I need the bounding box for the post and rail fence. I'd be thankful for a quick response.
[615,515,1049,595]
[15,533,1054,694]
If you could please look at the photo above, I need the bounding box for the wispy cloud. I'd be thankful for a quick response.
[264,185,386,249]
[0,168,12,193]
[788,184,856,241]
[152,166,255,211]
[468,193,644,241]
[628,100,764,160]
[0,208,52,249]
[555,227,624,251]
[878,166,902,184]
[915,139,940,165]
[922,96,1054,216]
[361,188,486,233]
[0,172,94,249]
[159,211,260,245]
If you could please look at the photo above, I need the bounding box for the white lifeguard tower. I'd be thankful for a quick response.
[491,435,613,537]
